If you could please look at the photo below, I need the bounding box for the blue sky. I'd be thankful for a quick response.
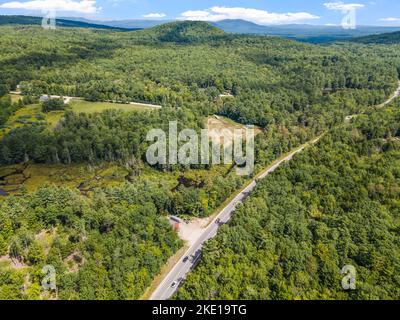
[1,0,400,25]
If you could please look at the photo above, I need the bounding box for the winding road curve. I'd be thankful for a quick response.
[381,80,400,107]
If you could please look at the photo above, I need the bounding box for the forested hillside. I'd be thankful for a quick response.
[176,104,400,300]
[1,21,400,300]
[0,182,182,299]
[1,22,399,169]
[353,31,400,44]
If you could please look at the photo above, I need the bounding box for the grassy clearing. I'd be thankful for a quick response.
[0,259,10,270]
[0,103,63,138]
[207,115,245,131]
[0,99,156,139]
[0,165,20,177]
[207,115,262,137]
[9,93,23,103]
[69,100,155,113]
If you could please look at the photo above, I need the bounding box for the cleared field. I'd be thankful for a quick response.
[207,115,246,132]
[0,99,157,139]
[9,93,23,103]
[206,115,262,141]
[69,100,156,113]
[0,104,63,139]
[6,104,41,126]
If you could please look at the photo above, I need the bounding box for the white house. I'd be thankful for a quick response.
[39,95,50,103]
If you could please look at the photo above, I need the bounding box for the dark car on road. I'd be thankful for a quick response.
[190,250,202,264]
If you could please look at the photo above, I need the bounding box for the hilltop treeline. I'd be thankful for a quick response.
[1,23,400,168]
[352,31,400,44]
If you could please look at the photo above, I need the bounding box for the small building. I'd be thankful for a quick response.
[40,95,70,104]
[170,216,182,223]
[39,95,50,103]
[169,216,182,232]
[219,92,234,98]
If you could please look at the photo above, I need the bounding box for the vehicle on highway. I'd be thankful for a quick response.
[183,256,189,263]
[171,281,178,288]
[190,250,202,264]
[242,191,250,198]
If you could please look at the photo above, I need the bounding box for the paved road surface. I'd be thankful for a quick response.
[150,142,317,300]
[151,81,400,300]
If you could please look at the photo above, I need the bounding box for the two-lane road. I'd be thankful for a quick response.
[150,141,317,300]
[151,80,400,300]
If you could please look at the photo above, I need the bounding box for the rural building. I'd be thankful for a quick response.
[39,95,50,102]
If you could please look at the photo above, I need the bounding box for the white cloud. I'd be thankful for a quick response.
[179,6,320,25]
[0,0,99,13]
[142,12,166,18]
[380,17,400,22]
[324,2,365,12]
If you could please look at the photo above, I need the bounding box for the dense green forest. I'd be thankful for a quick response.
[1,21,400,300]
[1,22,399,169]
[353,31,400,44]
[0,182,182,299]
[176,104,400,300]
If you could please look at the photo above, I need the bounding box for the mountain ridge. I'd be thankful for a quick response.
[351,30,400,44]
[2,15,400,43]
[0,15,136,31]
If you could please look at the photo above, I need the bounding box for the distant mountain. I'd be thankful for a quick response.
[61,17,168,29]
[212,19,400,43]
[66,17,400,43]
[211,19,273,34]
[3,15,400,43]
[351,31,400,44]
[0,15,134,31]
[149,21,226,43]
